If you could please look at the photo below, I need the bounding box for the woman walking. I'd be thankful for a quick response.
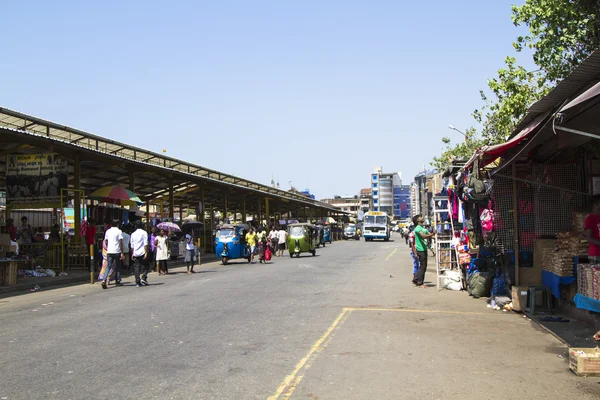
[155,229,169,275]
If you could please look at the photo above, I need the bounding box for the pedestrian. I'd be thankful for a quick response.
[245,227,257,263]
[149,226,158,272]
[268,226,279,254]
[412,214,435,287]
[102,219,124,289]
[121,225,131,274]
[5,218,17,242]
[17,216,33,245]
[155,229,169,274]
[130,221,149,287]
[185,231,196,274]
[408,227,419,278]
[584,196,600,263]
[277,226,287,257]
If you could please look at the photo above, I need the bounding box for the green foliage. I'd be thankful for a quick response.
[431,0,600,171]
[512,0,600,84]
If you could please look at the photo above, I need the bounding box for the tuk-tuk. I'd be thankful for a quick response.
[215,224,251,265]
[315,224,328,247]
[287,223,317,257]
[323,226,332,244]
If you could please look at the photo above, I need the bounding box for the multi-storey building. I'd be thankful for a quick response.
[320,195,360,217]
[359,188,371,212]
[370,166,402,217]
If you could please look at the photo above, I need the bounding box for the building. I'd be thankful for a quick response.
[359,188,371,212]
[370,166,402,217]
[320,195,360,216]
[413,169,443,219]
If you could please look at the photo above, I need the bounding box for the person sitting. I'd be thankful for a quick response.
[34,227,45,242]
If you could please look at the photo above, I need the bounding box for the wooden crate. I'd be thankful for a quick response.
[569,347,600,377]
[0,261,18,286]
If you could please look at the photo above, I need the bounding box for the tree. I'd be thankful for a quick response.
[512,0,600,84]
[431,1,600,171]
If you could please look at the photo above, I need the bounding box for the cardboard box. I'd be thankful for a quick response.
[569,347,600,377]
[0,233,11,247]
[511,286,529,312]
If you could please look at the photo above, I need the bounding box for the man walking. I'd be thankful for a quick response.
[245,227,257,263]
[102,219,124,289]
[185,231,196,274]
[130,221,149,287]
[277,226,287,257]
[412,215,435,287]
[121,225,131,274]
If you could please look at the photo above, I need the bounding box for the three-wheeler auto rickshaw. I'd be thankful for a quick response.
[287,223,317,257]
[315,224,328,247]
[322,226,332,244]
[215,223,251,265]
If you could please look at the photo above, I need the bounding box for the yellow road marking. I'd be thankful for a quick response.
[344,307,488,315]
[384,248,397,261]
[268,309,351,400]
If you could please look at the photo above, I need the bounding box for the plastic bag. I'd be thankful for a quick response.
[265,248,272,261]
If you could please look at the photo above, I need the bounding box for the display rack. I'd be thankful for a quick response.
[432,196,459,290]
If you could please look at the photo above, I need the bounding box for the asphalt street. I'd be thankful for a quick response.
[1,234,599,400]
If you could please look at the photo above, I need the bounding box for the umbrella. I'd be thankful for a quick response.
[181,221,204,232]
[157,222,181,232]
[88,185,143,206]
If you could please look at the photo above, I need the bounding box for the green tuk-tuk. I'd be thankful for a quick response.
[287,223,318,257]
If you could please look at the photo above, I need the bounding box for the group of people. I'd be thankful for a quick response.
[99,220,198,289]
[244,225,288,263]
[3,216,63,246]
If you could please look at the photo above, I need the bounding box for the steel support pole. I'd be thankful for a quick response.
[242,195,247,223]
[512,164,520,287]
[169,180,174,220]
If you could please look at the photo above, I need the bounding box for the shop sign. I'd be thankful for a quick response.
[5,153,68,207]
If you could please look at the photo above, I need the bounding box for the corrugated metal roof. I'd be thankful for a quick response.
[513,49,600,133]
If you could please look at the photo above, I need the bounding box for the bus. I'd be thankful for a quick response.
[363,211,391,241]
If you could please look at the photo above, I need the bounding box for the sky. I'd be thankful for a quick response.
[2,1,535,199]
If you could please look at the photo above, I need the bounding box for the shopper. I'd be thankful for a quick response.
[102,219,124,289]
[277,226,287,257]
[149,226,158,272]
[185,231,196,274]
[130,221,149,287]
[5,218,17,242]
[412,214,435,287]
[584,196,600,263]
[268,227,279,254]
[17,216,33,244]
[409,227,419,278]
[155,229,169,275]
[245,227,257,263]
[121,225,131,274]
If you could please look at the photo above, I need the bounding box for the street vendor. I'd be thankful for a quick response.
[584,196,600,263]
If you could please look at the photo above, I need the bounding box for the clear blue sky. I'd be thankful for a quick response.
[3,1,533,199]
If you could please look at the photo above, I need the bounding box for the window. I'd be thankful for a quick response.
[373,190,378,196]
[372,174,378,181]
[374,199,378,205]
[373,183,378,188]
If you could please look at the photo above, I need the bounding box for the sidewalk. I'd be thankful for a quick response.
[0,253,219,298]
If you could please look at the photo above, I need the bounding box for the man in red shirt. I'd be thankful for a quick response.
[584,198,600,263]
[85,219,98,269]
[6,218,17,242]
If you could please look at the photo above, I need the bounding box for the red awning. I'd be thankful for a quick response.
[464,112,550,169]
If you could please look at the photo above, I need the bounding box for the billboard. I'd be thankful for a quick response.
[6,153,69,206]
[393,185,411,219]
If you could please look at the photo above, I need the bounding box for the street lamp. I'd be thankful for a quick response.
[448,125,468,142]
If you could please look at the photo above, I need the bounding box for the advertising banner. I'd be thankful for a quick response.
[393,185,411,219]
[6,153,68,206]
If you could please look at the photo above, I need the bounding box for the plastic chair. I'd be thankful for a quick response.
[526,285,553,315]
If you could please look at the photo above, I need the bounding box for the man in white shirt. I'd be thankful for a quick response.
[277,227,287,257]
[185,232,196,274]
[268,226,279,255]
[130,221,149,287]
[102,219,124,289]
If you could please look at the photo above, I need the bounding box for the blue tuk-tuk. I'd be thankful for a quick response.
[323,226,332,244]
[215,224,251,265]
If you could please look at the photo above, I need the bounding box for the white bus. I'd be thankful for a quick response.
[363,211,391,241]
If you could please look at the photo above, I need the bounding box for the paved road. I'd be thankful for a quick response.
[1,235,599,399]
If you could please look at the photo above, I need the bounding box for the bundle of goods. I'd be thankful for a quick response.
[542,246,575,276]
[577,263,600,300]
[467,270,493,298]
[555,231,588,255]
[571,211,588,235]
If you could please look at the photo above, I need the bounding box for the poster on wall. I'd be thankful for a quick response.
[6,153,69,206]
